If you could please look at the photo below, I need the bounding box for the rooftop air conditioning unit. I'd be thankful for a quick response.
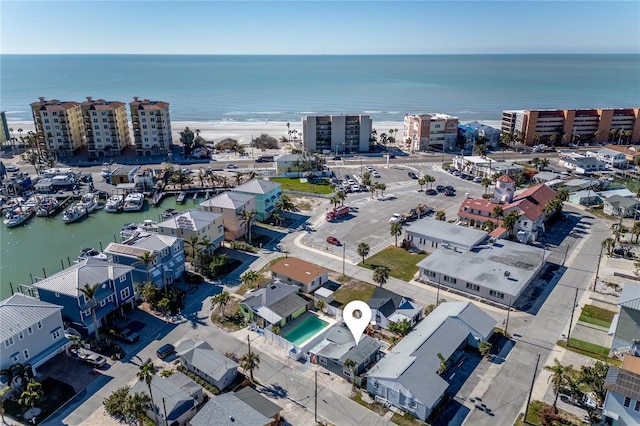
[504,271,511,277]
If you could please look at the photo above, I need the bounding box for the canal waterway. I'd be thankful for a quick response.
[0,195,202,299]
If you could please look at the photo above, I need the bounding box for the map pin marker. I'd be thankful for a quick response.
[343,300,372,346]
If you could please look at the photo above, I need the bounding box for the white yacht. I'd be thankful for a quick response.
[104,194,124,213]
[62,204,87,224]
[122,193,144,212]
[77,248,108,262]
[79,192,99,213]
[4,206,35,228]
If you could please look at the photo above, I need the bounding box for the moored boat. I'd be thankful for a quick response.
[104,194,124,213]
[36,197,60,217]
[176,191,187,204]
[122,193,144,212]
[77,247,108,262]
[79,192,99,213]
[4,206,35,228]
[62,204,87,224]
[120,219,158,240]
[161,208,179,220]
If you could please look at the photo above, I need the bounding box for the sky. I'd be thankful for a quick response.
[1,1,639,54]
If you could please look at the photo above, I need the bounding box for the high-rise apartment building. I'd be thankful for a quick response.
[501,108,640,146]
[81,97,132,157]
[129,97,172,156]
[0,112,10,145]
[30,97,85,158]
[403,113,459,152]
[302,114,372,153]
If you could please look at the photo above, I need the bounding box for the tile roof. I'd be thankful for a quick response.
[176,340,238,382]
[270,257,329,285]
[497,174,515,183]
[234,179,281,195]
[507,199,544,221]
[158,209,222,231]
[33,258,133,297]
[514,183,557,206]
[0,294,63,342]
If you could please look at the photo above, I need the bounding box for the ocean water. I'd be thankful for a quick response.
[2,54,639,124]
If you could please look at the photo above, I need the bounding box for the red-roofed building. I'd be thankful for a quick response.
[30,97,85,158]
[458,176,557,243]
[129,97,172,156]
[80,97,132,157]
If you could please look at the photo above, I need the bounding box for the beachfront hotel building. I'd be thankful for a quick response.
[30,97,85,158]
[501,108,640,146]
[0,111,10,145]
[302,114,372,153]
[80,97,132,158]
[129,97,172,156]
[403,113,459,152]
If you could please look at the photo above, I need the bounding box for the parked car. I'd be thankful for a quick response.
[444,189,456,196]
[77,350,107,368]
[332,156,341,160]
[5,165,20,172]
[116,328,140,344]
[372,171,381,178]
[227,163,238,169]
[157,343,175,360]
[425,189,438,195]
[326,236,341,246]
[460,173,468,179]
[473,176,483,182]
[389,213,402,223]
[445,185,455,191]
[436,185,445,192]
[408,171,418,179]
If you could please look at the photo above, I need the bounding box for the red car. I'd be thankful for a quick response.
[327,236,341,246]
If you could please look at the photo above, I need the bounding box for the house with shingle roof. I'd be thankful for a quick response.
[189,387,282,426]
[602,354,640,426]
[239,281,308,329]
[611,283,640,356]
[308,322,380,382]
[0,294,68,374]
[231,179,282,221]
[130,374,200,426]
[200,191,256,241]
[366,302,496,421]
[33,258,134,336]
[603,195,640,218]
[104,231,185,288]
[269,257,330,293]
[156,209,224,256]
[175,339,238,390]
[366,287,422,330]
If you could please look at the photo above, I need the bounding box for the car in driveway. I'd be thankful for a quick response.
[332,156,342,160]
[77,350,107,368]
[115,328,140,344]
[425,189,438,195]
[326,236,341,246]
[389,213,402,223]
[157,343,175,360]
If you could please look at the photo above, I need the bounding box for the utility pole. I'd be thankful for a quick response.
[247,334,251,354]
[342,244,346,276]
[593,244,604,292]
[314,370,318,423]
[566,287,579,347]
[523,353,541,423]
[562,242,570,266]
[505,298,512,335]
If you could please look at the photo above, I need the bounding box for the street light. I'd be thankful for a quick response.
[315,370,331,423]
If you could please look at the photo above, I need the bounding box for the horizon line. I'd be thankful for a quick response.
[2,52,638,56]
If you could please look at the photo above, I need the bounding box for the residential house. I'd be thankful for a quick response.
[603,144,640,164]
[416,240,548,304]
[308,322,380,382]
[611,283,640,356]
[558,152,607,174]
[130,374,200,426]
[239,281,308,329]
[603,195,640,218]
[405,218,488,252]
[598,189,636,201]
[367,287,422,330]
[458,122,500,148]
[568,190,601,207]
[33,258,135,336]
[587,147,629,169]
[189,388,282,426]
[366,302,496,421]
[231,179,282,221]
[451,155,523,178]
[156,209,224,255]
[134,168,155,192]
[199,191,255,241]
[0,294,68,374]
[602,354,640,426]
[175,339,238,390]
[103,231,185,288]
[269,257,330,293]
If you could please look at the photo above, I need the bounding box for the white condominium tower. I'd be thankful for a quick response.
[129,97,172,156]
[81,97,132,158]
[302,114,372,153]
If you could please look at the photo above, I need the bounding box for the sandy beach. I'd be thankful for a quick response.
[5,119,502,146]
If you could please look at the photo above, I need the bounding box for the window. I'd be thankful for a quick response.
[23,349,29,360]
[635,400,640,411]
[84,309,91,317]
[27,326,33,335]
[121,287,131,300]
[18,331,24,340]
[52,329,61,340]
[443,275,457,284]
[624,397,631,407]
[373,381,379,389]
[119,275,126,283]
[319,357,327,365]
[466,283,480,291]
[489,290,505,299]
[343,367,352,377]
[107,295,114,303]
[11,353,19,363]
[99,299,106,307]
[4,337,14,348]
[37,321,42,329]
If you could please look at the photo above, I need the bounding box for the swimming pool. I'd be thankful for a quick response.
[283,315,330,346]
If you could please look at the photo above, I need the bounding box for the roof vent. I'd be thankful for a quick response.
[229,415,235,422]
[504,271,510,277]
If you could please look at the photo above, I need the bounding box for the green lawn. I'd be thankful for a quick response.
[514,400,584,426]
[334,280,376,308]
[360,246,428,282]
[579,305,616,328]
[270,177,334,194]
[391,412,425,426]
[557,339,621,366]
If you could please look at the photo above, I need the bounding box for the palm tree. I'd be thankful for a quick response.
[134,251,156,284]
[373,265,390,288]
[632,221,640,243]
[502,210,520,237]
[378,183,387,197]
[137,360,158,424]
[185,236,202,260]
[80,283,101,342]
[234,171,244,186]
[601,237,615,256]
[316,299,326,312]
[335,190,347,206]
[357,242,370,264]
[390,222,403,247]
[435,210,446,221]
[343,358,357,385]
[18,380,43,411]
[330,195,341,208]
[240,210,257,244]
[275,194,296,213]
[241,270,260,289]
[424,174,435,189]
[544,358,570,412]
[481,178,491,195]
[127,391,152,426]
[417,177,426,191]
[211,291,231,316]
[271,212,283,227]
[492,205,504,224]
[240,351,260,383]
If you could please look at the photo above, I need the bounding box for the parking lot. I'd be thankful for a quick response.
[302,161,491,262]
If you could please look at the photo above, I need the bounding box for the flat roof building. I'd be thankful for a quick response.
[404,113,459,152]
[302,114,372,153]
